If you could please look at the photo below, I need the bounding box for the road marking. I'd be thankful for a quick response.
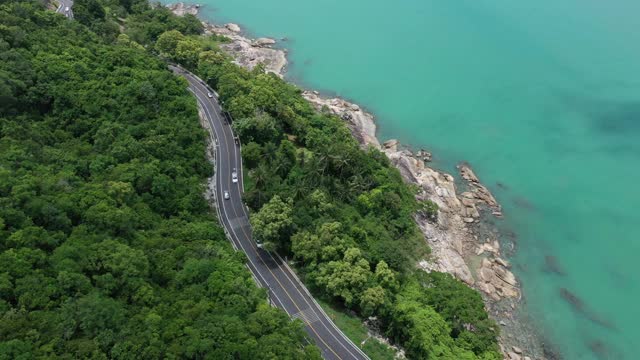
[188,75,351,360]
[292,307,321,325]
[190,82,343,359]
[186,77,291,316]
[226,216,245,230]
[217,112,365,358]
[175,67,364,360]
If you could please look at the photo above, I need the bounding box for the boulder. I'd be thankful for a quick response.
[512,346,523,354]
[383,139,399,151]
[464,205,480,218]
[495,266,518,286]
[225,23,241,32]
[459,164,480,183]
[507,351,521,360]
[416,149,432,162]
[253,37,276,47]
[495,257,511,268]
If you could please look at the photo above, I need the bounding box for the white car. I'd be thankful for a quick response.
[65,6,69,11]
[223,191,230,200]
[207,92,214,98]
[231,169,238,183]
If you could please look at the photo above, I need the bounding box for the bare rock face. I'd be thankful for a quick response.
[168,2,536,357]
[202,23,287,76]
[167,3,287,76]
[301,91,380,147]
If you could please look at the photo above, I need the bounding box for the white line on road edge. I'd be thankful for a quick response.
[177,65,369,359]
[190,78,346,358]
[188,77,288,312]
[281,258,369,359]
[221,86,366,360]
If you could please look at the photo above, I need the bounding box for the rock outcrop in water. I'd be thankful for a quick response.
[168,3,544,358]
[166,3,287,76]
[166,2,199,16]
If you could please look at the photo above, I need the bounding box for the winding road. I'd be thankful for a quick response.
[169,65,370,360]
[54,0,368,357]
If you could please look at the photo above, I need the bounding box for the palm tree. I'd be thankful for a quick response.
[290,180,309,201]
[262,142,278,164]
[251,163,270,190]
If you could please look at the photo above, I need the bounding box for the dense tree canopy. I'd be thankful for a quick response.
[0,2,318,358]
[158,26,502,360]
[169,21,502,359]
[0,0,502,357]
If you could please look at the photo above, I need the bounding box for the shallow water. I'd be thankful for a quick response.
[189,0,640,358]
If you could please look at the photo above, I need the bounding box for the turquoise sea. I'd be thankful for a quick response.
[189,0,640,358]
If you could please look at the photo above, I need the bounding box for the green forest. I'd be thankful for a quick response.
[0,0,502,358]
[0,1,319,358]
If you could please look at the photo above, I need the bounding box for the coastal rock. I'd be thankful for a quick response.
[165,2,199,16]
[168,4,287,76]
[477,240,500,255]
[507,351,521,360]
[208,24,286,75]
[459,164,480,182]
[169,3,535,357]
[225,23,241,32]
[495,257,511,268]
[458,164,500,210]
[383,139,399,152]
[513,346,523,354]
[302,90,380,147]
[416,149,432,162]
[253,37,276,47]
[478,257,519,300]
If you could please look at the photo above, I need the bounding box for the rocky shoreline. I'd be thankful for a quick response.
[167,3,545,359]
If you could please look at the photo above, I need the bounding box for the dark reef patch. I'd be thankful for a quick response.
[562,93,640,134]
[496,181,509,190]
[543,255,566,276]
[512,196,535,211]
[591,101,640,134]
[587,340,609,360]
[559,288,616,331]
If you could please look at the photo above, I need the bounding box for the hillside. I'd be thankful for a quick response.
[0,2,319,358]
[0,0,502,358]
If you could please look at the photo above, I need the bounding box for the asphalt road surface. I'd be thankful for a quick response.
[55,0,74,19]
[169,65,370,360]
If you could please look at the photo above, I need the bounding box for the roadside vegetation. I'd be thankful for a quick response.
[1,0,502,358]
[0,1,319,358]
[318,299,396,360]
